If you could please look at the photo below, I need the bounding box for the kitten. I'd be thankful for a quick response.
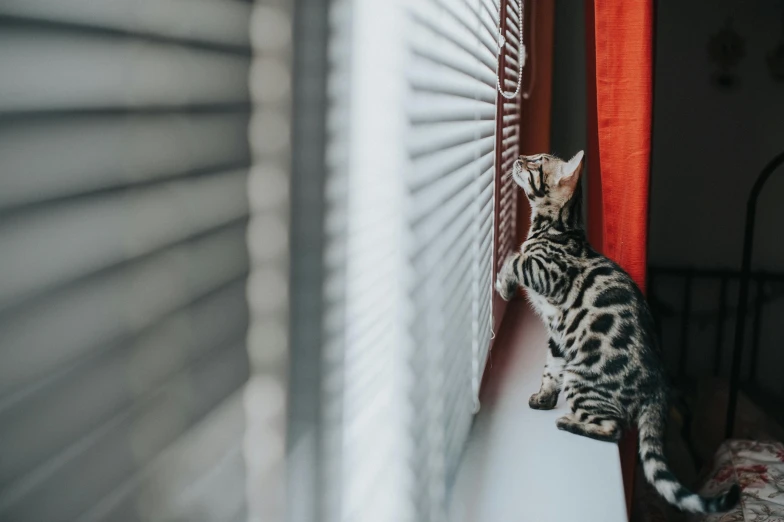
[495,151,739,514]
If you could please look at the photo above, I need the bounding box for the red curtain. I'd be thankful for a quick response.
[586,0,654,515]
[586,0,653,292]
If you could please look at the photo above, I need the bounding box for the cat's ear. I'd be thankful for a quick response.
[558,150,584,188]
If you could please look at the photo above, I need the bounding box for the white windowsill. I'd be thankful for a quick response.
[450,300,628,522]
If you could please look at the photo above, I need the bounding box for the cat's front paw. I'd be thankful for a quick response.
[495,276,515,301]
[528,391,558,410]
[495,253,520,300]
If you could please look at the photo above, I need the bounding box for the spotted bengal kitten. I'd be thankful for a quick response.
[495,151,739,513]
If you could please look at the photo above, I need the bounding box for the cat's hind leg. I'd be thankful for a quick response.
[557,377,624,441]
[555,413,621,442]
[529,338,564,410]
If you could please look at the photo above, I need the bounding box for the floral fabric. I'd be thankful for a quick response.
[697,440,784,522]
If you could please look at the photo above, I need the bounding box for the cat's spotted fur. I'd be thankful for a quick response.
[495,151,739,513]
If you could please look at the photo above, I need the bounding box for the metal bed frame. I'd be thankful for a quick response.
[647,150,784,442]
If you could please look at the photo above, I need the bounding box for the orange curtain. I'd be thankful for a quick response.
[586,0,654,515]
[586,0,653,292]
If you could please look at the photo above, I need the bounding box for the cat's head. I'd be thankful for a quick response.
[511,151,584,209]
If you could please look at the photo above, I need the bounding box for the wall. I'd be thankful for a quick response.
[650,0,784,270]
[550,0,588,223]
[550,0,586,162]
[649,0,784,398]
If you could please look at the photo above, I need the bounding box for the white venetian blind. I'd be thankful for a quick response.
[406,2,500,517]
[320,0,522,521]
[0,2,254,521]
[322,1,413,521]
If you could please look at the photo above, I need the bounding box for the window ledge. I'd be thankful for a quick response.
[450,299,628,522]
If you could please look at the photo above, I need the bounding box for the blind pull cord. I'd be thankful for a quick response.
[496,0,526,99]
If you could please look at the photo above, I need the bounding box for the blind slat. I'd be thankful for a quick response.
[0,29,250,114]
[0,0,252,49]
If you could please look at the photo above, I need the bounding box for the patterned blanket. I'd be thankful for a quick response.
[697,440,784,522]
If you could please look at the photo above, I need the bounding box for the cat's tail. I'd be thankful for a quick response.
[637,400,740,513]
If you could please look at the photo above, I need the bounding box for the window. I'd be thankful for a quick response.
[285,0,524,520]
[0,0,526,520]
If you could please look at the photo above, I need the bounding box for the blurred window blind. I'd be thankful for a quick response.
[406,1,500,512]
[245,2,293,522]
[319,0,521,521]
[0,2,254,521]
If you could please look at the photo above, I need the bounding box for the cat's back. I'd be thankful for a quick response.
[522,230,589,260]
[565,253,660,356]
[563,252,655,330]
[521,233,654,340]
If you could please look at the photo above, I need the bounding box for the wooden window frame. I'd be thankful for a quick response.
[491,0,522,339]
